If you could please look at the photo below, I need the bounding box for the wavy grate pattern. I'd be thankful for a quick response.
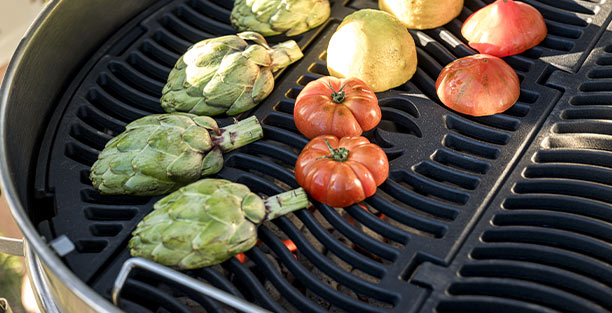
[425,18,612,313]
[31,0,612,312]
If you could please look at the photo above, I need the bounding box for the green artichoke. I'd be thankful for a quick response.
[129,179,309,269]
[90,114,263,196]
[160,31,303,116]
[231,0,331,37]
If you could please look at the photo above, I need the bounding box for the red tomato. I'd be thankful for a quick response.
[294,76,381,139]
[435,54,520,116]
[462,0,547,57]
[295,135,388,208]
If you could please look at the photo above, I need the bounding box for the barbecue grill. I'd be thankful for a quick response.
[2,0,612,312]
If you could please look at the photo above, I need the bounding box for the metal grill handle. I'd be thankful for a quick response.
[0,298,13,313]
[112,258,272,313]
[0,237,23,256]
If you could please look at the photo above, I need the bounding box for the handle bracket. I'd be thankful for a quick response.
[0,237,23,256]
[112,258,271,313]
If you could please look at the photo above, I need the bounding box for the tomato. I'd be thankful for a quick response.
[461,0,547,57]
[295,135,388,208]
[435,54,520,117]
[294,76,381,139]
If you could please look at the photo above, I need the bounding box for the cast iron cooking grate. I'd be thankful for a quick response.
[412,20,612,313]
[31,0,612,312]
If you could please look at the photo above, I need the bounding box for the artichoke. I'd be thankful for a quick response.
[90,114,263,196]
[129,179,309,269]
[161,32,303,116]
[231,0,331,37]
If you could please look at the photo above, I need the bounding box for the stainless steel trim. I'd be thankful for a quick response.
[25,240,60,313]
[113,258,272,313]
[0,236,23,256]
[0,1,157,313]
[0,298,14,313]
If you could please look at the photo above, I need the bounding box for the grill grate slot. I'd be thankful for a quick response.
[447,279,603,313]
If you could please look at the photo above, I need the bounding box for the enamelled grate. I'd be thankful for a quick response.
[414,20,612,313]
[31,0,612,312]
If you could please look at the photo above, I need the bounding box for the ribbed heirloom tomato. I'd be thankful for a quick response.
[294,76,381,139]
[295,135,388,208]
[461,0,547,57]
[436,54,520,116]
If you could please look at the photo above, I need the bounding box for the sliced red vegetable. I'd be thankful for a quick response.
[435,54,520,117]
[295,135,388,208]
[461,0,547,57]
[294,76,380,139]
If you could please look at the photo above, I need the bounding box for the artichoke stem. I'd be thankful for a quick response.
[269,40,304,72]
[212,116,264,153]
[264,188,309,221]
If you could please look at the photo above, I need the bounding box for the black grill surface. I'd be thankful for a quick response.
[31,0,612,312]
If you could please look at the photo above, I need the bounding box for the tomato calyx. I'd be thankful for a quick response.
[318,139,350,162]
[327,81,348,104]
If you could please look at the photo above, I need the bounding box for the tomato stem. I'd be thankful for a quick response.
[327,81,347,104]
[318,139,349,162]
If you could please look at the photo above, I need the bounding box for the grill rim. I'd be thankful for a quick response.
[4,1,612,313]
[0,1,159,313]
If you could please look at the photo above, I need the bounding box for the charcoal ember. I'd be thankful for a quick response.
[337,283,358,299]
[327,252,353,273]
[263,277,281,301]
[263,220,290,241]
[286,210,304,229]
[351,268,380,284]
[329,306,349,313]
[330,229,352,247]
[368,297,394,309]
[176,297,208,313]
[296,249,315,271]
[309,206,334,230]
[300,225,325,253]
[305,289,331,310]
[311,267,338,290]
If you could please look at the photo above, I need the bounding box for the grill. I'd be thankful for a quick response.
[23,0,612,312]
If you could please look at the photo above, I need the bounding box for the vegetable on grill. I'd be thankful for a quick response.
[435,54,520,117]
[90,114,263,196]
[379,0,464,30]
[129,179,309,269]
[161,31,303,116]
[295,135,389,208]
[231,0,331,37]
[462,0,547,57]
[326,9,417,92]
[294,76,380,139]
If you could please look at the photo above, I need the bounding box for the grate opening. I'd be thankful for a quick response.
[413,161,481,190]
[84,207,139,221]
[534,149,612,169]
[75,239,108,253]
[139,39,179,68]
[445,115,511,145]
[69,122,111,151]
[389,170,470,205]
[437,299,548,313]
[65,142,98,166]
[432,148,491,175]
[90,224,124,237]
[443,133,501,160]
[109,60,165,98]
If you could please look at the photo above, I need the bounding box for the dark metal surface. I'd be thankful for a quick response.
[0,1,157,313]
[415,20,612,313]
[3,0,612,312]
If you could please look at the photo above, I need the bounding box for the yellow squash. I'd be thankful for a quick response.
[326,9,417,92]
[379,0,464,30]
